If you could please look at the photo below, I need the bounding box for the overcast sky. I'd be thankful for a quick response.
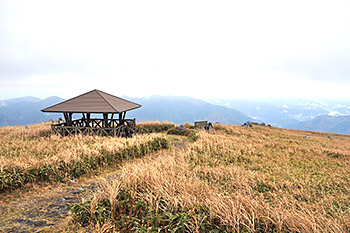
[1,0,350,100]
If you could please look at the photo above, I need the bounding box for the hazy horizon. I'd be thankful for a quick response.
[3,93,350,102]
[1,1,350,100]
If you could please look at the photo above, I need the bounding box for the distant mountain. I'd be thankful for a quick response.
[126,96,253,125]
[208,98,350,128]
[3,96,42,104]
[291,115,350,134]
[0,95,252,127]
[3,94,350,134]
[0,97,64,126]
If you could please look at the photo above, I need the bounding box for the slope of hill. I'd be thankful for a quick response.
[0,95,252,126]
[0,96,64,126]
[291,115,350,134]
[126,95,252,125]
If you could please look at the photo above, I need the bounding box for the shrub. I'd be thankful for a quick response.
[185,122,195,129]
[188,131,199,142]
[167,127,192,136]
[137,121,175,133]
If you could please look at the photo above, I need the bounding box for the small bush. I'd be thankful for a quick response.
[185,122,195,129]
[167,127,192,136]
[137,122,175,133]
[188,131,199,142]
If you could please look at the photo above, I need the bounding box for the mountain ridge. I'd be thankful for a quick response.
[0,96,64,126]
[2,95,350,134]
[291,115,350,134]
[126,95,252,125]
[0,95,252,126]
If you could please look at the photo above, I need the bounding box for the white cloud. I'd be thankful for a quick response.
[1,0,350,99]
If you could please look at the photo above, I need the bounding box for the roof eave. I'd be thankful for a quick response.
[41,105,142,114]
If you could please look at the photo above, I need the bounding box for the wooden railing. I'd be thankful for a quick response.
[51,118,136,137]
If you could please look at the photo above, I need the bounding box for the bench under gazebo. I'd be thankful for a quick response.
[41,89,141,137]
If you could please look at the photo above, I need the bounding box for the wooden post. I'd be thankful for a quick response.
[87,113,91,127]
[63,113,68,125]
[110,113,114,127]
[82,113,86,127]
[119,112,123,125]
[63,112,72,126]
[103,113,108,128]
[68,113,73,126]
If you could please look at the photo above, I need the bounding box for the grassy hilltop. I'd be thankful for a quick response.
[0,122,350,232]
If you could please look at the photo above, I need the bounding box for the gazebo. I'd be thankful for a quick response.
[41,89,141,137]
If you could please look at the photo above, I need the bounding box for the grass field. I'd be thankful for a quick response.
[0,123,167,192]
[72,124,350,232]
[1,122,349,232]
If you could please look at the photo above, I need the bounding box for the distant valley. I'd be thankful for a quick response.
[209,98,350,134]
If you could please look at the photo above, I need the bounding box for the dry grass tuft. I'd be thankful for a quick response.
[0,123,168,192]
[137,121,175,133]
[0,123,164,170]
[79,124,350,232]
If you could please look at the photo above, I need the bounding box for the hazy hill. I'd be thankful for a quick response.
[209,98,350,130]
[3,96,42,104]
[0,95,252,126]
[2,95,350,134]
[291,115,350,134]
[126,95,252,125]
[0,96,63,126]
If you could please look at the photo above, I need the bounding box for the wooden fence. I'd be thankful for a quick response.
[51,118,136,137]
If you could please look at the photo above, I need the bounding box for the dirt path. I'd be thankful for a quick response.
[0,137,186,232]
[0,177,100,233]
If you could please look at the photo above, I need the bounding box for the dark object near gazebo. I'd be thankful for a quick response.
[41,89,141,137]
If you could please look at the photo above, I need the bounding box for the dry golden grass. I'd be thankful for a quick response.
[137,121,175,133]
[137,121,174,127]
[0,123,164,171]
[91,125,350,232]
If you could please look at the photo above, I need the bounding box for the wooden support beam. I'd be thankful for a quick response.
[103,113,108,128]
[86,113,91,127]
[110,113,114,127]
[63,113,73,126]
[68,113,73,126]
[119,112,123,125]
[63,112,71,126]
[81,113,86,127]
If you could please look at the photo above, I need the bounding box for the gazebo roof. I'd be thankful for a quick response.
[41,89,141,113]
